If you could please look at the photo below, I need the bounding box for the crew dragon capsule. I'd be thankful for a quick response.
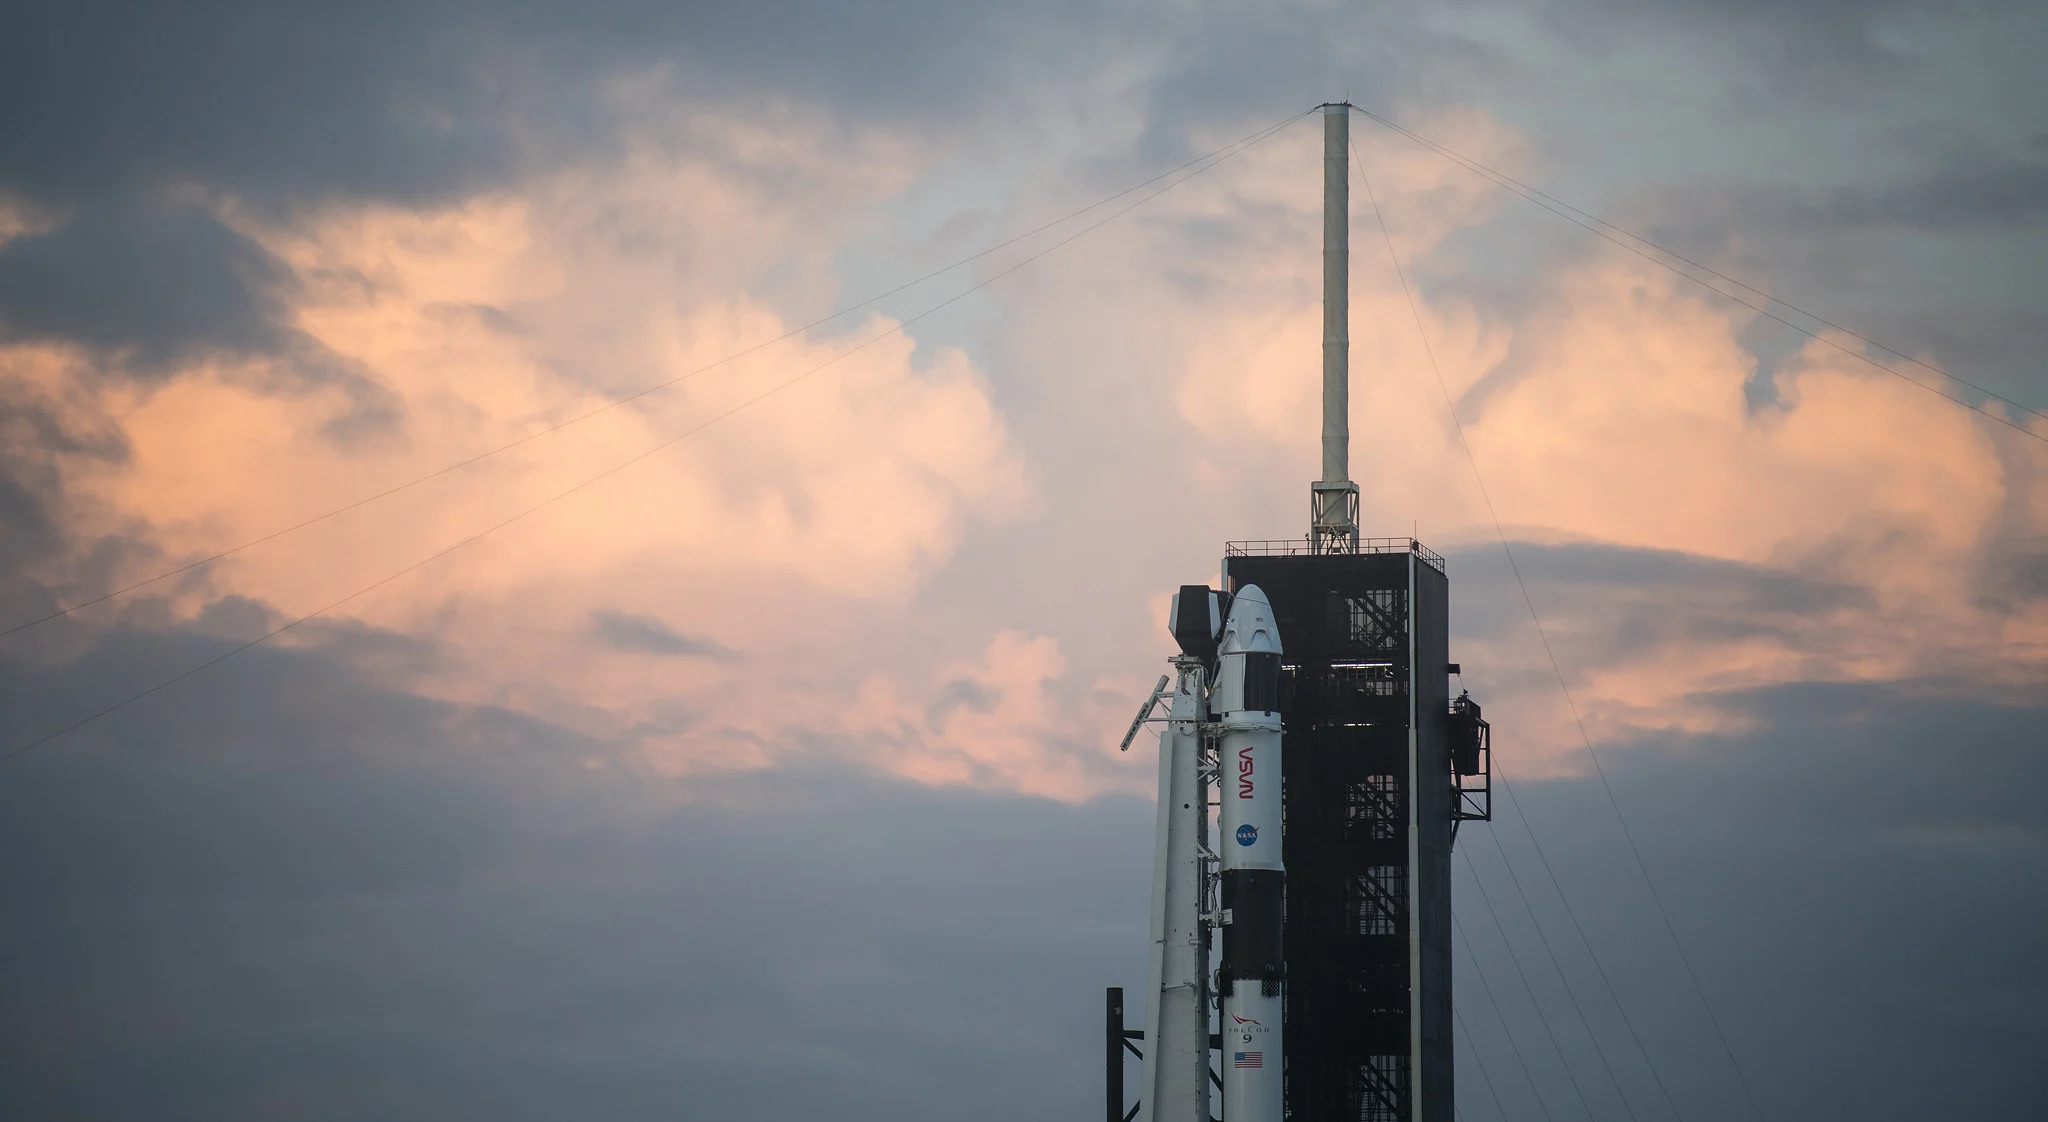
[1215,584,1284,1122]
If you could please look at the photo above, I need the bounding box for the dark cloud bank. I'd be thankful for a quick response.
[3,607,2044,1120]
[4,0,2043,417]
[0,622,1156,1121]
[0,204,297,371]
[1459,683,2048,1122]
[0,0,1117,381]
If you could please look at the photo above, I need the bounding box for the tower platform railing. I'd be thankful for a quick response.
[1223,537,1445,573]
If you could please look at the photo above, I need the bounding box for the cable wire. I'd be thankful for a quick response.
[1459,846,1602,1121]
[1353,138,1772,1122]
[1471,806,1647,1121]
[1456,910,1566,1122]
[0,108,1313,767]
[0,108,1315,643]
[1493,757,1691,1122]
[1456,1006,1512,1122]
[1347,105,2047,445]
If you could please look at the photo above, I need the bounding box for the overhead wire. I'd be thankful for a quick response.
[1355,135,1654,1122]
[1351,129,1772,1122]
[1456,1006,1512,1122]
[1457,844,1602,1121]
[1455,910,1567,1122]
[1492,758,1691,1122]
[0,107,1315,643]
[1468,815,1649,1121]
[0,107,1315,767]
[1348,105,2048,445]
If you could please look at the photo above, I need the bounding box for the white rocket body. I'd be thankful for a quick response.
[1216,585,1284,1122]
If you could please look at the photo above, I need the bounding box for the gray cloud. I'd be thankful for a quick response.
[1996,544,2048,601]
[1634,139,2048,249]
[0,618,1150,1121]
[1826,142,2048,230]
[0,0,1120,213]
[0,203,295,369]
[1,3,518,209]
[0,373,155,634]
[3,616,2044,1119]
[0,378,120,571]
[0,0,1139,383]
[0,200,408,448]
[926,677,999,727]
[588,609,734,660]
[1444,540,1879,664]
[1516,0,2040,85]
[1458,681,2048,1120]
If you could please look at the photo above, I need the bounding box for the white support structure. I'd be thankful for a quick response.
[1139,657,1212,1122]
[1312,102,1360,554]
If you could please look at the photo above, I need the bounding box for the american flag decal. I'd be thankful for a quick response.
[1233,1051,1263,1069]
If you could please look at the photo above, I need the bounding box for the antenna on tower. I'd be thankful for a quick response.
[1310,102,1359,555]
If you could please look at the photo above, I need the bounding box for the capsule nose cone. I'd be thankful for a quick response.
[1219,584,1282,656]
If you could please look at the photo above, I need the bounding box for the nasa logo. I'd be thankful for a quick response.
[1237,745,1254,798]
[1235,823,1258,846]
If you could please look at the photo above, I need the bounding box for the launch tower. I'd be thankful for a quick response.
[1226,101,1494,1122]
[1222,539,1490,1121]
[1114,103,1493,1122]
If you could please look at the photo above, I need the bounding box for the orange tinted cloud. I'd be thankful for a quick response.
[1047,109,2046,772]
[24,112,1046,788]
[14,102,2046,794]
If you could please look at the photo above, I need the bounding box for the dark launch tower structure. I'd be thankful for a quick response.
[1223,539,1490,1122]
[1106,102,1494,1122]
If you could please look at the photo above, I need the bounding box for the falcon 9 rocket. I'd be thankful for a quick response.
[1214,585,1284,1122]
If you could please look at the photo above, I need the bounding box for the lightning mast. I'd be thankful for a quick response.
[1313,103,1360,555]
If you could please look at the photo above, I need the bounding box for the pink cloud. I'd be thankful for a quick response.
[12,100,2045,794]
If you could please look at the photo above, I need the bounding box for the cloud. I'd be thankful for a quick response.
[8,86,2044,798]
[950,101,2048,771]
[847,630,1148,799]
[0,7,2044,1118]
[1636,136,2048,252]
[589,608,733,659]
[1793,145,2048,232]
[0,203,296,370]
[0,0,1130,216]
[1457,681,2048,1122]
[1509,0,2048,91]
[1,7,2042,807]
[1438,260,2048,751]
[3,108,1043,794]
[0,352,146,633]
[4,616,2043,1121]
[0,614,1154,1122]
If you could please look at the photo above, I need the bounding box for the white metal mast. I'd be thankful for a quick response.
[1310,102,1359,554]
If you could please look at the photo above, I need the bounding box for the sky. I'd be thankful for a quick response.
[2,1,2045,1119]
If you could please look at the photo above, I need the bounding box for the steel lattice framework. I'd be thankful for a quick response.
[1225,542,1487,1122]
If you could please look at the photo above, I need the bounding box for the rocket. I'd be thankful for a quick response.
[1137,583,1284,1122]
[1215,584,1284,1122]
